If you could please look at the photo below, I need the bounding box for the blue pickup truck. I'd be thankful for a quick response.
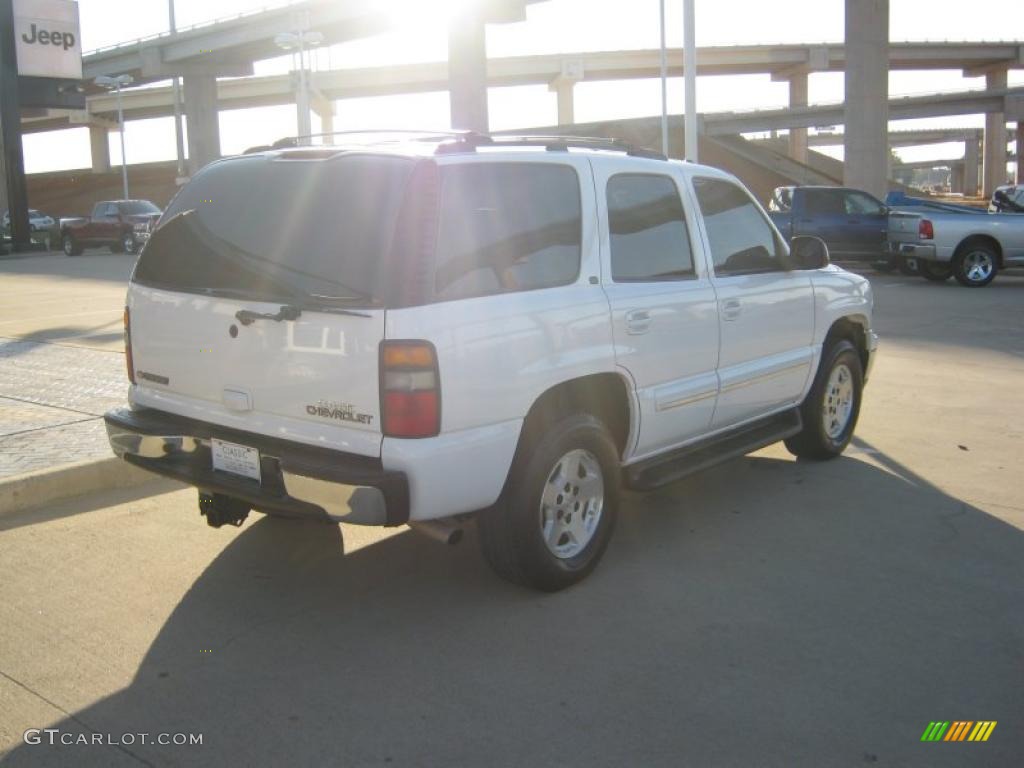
[767,186,889,261]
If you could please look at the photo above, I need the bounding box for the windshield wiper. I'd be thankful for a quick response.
[235,303,371,325]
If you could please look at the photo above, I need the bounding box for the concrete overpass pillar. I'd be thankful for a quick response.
[950,162,964,194]
[1015,122,1023,184]
[983,68,1008,196]
[89,125,110,175]
[447,10,488,133]
[183,74,221,174]
[843,0,889,199]
[963,137,980,196]
[787,73,809,164]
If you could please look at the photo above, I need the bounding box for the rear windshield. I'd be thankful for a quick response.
[134,153,416,307]
[120,201,161,215]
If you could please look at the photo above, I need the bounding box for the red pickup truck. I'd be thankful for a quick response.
[60,200,162,256]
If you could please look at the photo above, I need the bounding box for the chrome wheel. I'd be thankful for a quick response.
[123,234,136,254]
[539,448,604,559]
[62,235,73,256]
[822,363,855,440]
[962,250,994,283]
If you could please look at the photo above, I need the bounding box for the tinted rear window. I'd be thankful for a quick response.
[433,163,581,301]
[134,153,416,307]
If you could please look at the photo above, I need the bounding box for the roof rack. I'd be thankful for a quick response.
[260,129,668,161]
[434,133,668,160]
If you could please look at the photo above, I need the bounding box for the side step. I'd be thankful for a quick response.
[624,408,802,491]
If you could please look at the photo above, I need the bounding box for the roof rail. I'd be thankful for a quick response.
[434,133,668,160]
[261,130,668,161]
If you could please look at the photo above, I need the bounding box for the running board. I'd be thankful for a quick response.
[624,408,803,491]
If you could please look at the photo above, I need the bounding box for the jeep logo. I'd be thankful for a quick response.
[21,23,76,51]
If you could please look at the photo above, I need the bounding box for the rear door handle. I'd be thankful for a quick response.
[625,309,652,335]
[720,299,742,321]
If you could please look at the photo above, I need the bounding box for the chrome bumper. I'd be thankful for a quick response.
[105,409,407,526]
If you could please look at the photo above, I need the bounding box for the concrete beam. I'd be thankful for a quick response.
[843,0,890,199]
[447,10,489,132]
[182,74,220,174]
[983,68,1008,195]
[89,124,110,174]
[787,73,808,163]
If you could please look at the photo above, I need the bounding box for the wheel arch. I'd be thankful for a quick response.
[954,234,1003,268]
[824,315,870,375]
[518,373,633,459]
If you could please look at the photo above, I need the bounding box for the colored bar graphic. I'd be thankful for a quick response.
[922,720,996,742]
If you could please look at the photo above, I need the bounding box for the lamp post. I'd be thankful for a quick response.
[275,30,324,144]
[94,74,134,199]
[168,0,186,179]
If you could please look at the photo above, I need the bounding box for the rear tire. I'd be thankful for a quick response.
[897,256,918,276]
[919,261,952,282]
[61,233,82,256]
[952,242,998,287]
[478,413,619,591]
[785,340,863,461]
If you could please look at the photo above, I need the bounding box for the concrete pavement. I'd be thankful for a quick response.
[0,271,1022,766]
[0,253,131,479]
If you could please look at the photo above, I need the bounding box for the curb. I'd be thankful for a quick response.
[0,457,155,518]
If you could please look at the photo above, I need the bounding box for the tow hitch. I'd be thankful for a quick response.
[199,492,250,528]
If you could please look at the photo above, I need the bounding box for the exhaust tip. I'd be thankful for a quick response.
[409,519,464,546]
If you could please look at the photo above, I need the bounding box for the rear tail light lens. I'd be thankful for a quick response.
[380,341,440,438]
[124,306,136,384]
[919,219,934,240]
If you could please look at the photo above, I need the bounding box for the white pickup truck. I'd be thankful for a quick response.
[105,133,877,591]
[888,205,1024,287]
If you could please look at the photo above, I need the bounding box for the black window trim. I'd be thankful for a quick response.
[692,174,791,278]
[605,171,698,284]
[428,159,585,304]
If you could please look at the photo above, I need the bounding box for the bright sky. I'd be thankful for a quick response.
[21,0,1024,174]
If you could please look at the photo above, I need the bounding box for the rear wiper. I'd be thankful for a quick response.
[235,303,371,325]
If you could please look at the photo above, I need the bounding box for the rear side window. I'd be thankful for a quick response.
[607,174,694,281]
[433,163,581,301]
[804,189,846,215]
[693,176,784,276]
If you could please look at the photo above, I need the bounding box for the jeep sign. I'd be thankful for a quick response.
[13,0,82,80]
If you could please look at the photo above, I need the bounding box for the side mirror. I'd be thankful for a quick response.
[790,235,830,270]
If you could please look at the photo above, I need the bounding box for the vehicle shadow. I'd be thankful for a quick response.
[5,445,1023,767]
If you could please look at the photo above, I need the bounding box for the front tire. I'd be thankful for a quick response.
[478,413,620,591]
[952,243,998,287]
[919,261,952,282]
[785,340,864,460]
[122,233,137,254]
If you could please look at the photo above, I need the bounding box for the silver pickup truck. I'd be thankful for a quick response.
[889,207,1024,287]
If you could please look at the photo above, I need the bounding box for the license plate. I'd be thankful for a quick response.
[211,439,261,482]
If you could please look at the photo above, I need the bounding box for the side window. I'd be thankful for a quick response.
[805,190,845,215]
[434,163,581,301]
[693,176,784,276]
[845,192,884,216]
[606,174,695,281]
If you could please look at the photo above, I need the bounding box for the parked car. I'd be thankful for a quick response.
[767,185,889,261]
[104,134,877,591]
[60,200,162,256]
[2,208,56,232]
[888,204,1024,286]
[989,185,1024,213]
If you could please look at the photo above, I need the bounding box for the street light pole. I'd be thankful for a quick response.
[116,82,128,199]
[276,29,323,145]
[168,0,186,179]
[683,0,698,162]
[658,0,668,157]
[96,75,133,199]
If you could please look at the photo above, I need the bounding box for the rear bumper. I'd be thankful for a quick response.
[889,241,938,261]
[104,407,408,526]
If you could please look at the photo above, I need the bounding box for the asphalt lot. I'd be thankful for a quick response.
[1,266,1023,767]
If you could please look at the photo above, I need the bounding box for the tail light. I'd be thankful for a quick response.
[380,341,440,438]
[124,306,136,384]
[919,219,934,240]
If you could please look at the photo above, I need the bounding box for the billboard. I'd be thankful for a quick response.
[13,0,82,80]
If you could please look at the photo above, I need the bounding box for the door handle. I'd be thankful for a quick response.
[624,309,652,335]
[720,298,742,321]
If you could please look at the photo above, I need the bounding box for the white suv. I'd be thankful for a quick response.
[106,133,877,591]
